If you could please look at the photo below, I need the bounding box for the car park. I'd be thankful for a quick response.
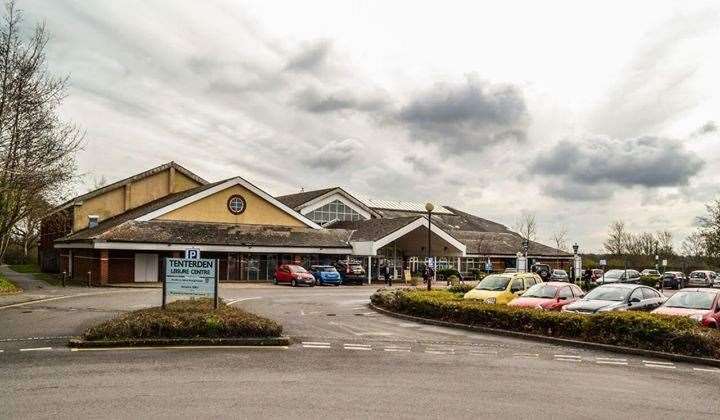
[333,260,366,285]
[273,264,316,287]
[550,269,569,282]
[463,272,542,304]
[591,269,604,281]
[687,270,717,287]
[595,269,641,284]
[661,271,686,290]
[652,288,720,328]
[508,282,584,311]
[310,265,342,286]
[530,264,551,281]
[562,284,665,314]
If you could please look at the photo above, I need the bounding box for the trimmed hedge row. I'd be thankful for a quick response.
[83,298,283,340]
[371,288,720,359]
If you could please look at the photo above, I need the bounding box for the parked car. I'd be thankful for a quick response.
[503,268,518,273]
[591,269,604,281]
[688,270,717,287]
[508,282,585,311]
[641,269,661,278]
[463,272,542,305]
[562,284,665,314]
[310,265,342,286]
[530,264,551,281]
[652,288,720,328]
[715,273,720,288]
[333,261,366,285]
[595,269,641,284]
[550,269,569,282]
[273,264,315,287]
[661,271,686,290]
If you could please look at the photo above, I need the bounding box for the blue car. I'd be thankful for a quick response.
[311,265,342,286]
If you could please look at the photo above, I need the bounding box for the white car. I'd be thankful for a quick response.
[714,273,720,288]
[688,270,717,287]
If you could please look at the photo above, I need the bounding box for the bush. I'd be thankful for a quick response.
[437,268,462,280]
[447,282,475,294]
[0,275,20,294]
[371,288,720,359]
[639,275,659,287]
[83,298,282,341]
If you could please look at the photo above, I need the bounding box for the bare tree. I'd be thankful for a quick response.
[551,226,568,252]
[697,198,720,261]
[680,232,705,260]
[0,0,82,259]
[514,211,537,243]
[603,220,629,255]
[655,230,674,256]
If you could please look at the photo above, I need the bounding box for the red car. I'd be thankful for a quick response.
[508,281,585,311]
[273,264,316,287]
[652,288,720,328]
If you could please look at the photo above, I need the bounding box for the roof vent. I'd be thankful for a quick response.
[88,215,100,229]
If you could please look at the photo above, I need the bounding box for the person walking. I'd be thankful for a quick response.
[384,263,392,287]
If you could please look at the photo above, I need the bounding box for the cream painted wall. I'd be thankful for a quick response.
[73,187,125,231]
[157,184,305,226]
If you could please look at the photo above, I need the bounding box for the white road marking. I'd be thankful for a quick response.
[693,367,720,373]
[225,297,262,306]
[301,341,331,346]
[303,344,331,349]
[384,348,411,353]
[596,357,627,362]
[344,344,372,351]
[642,360,674,365]
[556,358,581,362]
[513,353,539,358]
[596,361,628,366]
[70,346,288,351]
[0,349,3,353]
[644,364,676,369]
[19,347,52,352]
[555,354,581,359]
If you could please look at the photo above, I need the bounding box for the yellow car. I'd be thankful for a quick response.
[463,272,543,304]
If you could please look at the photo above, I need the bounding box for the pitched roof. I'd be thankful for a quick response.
[65,220,352,248]
[453,230,572,257]
[55,161,208,212]
[275,187,337,209]
[330,217,426,242]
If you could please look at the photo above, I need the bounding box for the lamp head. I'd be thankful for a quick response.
[425,202,434,213]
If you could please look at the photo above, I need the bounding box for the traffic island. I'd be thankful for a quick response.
[370,288,720,367]
[69,298,288,348]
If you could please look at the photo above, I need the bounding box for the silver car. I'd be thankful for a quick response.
[688,270,717,287]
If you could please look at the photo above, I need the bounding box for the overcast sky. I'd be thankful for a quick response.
[22,0,720,252]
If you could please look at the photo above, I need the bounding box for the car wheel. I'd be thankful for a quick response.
[291,279,297,287]
[315,279,321,286]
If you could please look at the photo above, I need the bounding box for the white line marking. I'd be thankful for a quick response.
[303,345,331,349]
[513,353,539,358]
[70,346,288,351]
[19,347,52,352]
[225,297,262,306]
[301,342,331,346]
[344,346,372,351]
[596,357,627,362]
[644,364,676,369]
[596,361,628,366]
[343,343,370,347]
[425,350,451,355]
[0,349,3,353]
[642,360,674,365]
[555,354,581,359]
[384,348,411,352]
[693,368,720,373]
[556,358,581,362]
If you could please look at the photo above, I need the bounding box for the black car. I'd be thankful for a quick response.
[661,271,686,290]
[333,261,366,285]
[531,264,551,281]
[562,284,666,314]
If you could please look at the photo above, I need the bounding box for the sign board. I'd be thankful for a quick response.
[185,248,201,259]
[574,255,582,278]
[164,258,217,304]
[517,256,527,272]
[426,257,435,269]
[599,259,607,266]
[485,259,493,272]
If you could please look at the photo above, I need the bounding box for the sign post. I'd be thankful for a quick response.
[164,258,217,309]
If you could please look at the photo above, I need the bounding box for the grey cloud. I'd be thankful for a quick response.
[693,120,717,136]
[532,135,705,196]
[284,40,331,73]
[403,155,439,174]
[301,138,364,170]
[292,87,389,114]
[543,181,612,202]
[397,76,529,154]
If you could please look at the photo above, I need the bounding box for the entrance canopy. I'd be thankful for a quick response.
[330,216,466,257]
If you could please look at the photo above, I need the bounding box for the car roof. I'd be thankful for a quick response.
[543,281,573,286]
[596,283,639,289]
[677,288,720,294]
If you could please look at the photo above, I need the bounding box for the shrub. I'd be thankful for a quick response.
[0,275,20,294]
[639,275,659,287]
[437,268,462,280]
[371,288,720,359]
[83,298,282,340]
[447,282,475,294]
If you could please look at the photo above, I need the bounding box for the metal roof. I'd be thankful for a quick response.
[358,197,454,214]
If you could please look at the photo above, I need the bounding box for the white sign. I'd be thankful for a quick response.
[185,248,201,259]
[517,256,527,272]
[662,259,668,267]
[574,255,582,277]
[599,259,607,266]
[165,258,216,299]
[427,257,435,269]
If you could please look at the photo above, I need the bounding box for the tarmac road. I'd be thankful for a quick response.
[1,283,719,419]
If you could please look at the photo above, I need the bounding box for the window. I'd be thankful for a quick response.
[524,276,538,289]
[558,287,573,299]
[306,200,364,223]
[642,288,661,300]
[510,278,524,292]
[227,195,246,215]
[571,285,584,297]
[629,289,643,302]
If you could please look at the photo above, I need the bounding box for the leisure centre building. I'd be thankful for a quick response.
[39,162,571,284]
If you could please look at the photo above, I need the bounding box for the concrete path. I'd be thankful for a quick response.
[0,265,88,307]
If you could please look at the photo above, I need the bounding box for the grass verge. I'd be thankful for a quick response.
[82,298,283,341]
[8,264,73,286]
[371,288,720,359]
[0,273,21,294]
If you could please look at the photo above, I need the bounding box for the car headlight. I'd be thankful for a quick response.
[689,314,704,322]
[485,297,496,304]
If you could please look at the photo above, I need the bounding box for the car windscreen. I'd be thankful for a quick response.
[690,272,706,279]
[316,267,337,272]
[289,266,307,273]
[475,275,510,291]
[664,292,715,310]
[522,283,558,298]
[583,287,629,301]
[603,270,624,279]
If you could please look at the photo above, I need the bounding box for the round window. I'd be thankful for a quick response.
[227,195,246,215]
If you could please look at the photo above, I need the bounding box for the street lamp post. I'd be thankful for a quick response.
[572,243,579,283]
[426,202,434,291]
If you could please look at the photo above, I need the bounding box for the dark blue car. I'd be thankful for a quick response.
[311,265,342,286]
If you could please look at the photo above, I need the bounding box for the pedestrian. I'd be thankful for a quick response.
[384,263,392,287]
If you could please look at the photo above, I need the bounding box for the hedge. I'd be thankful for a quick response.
[83,298,282,341]
[371,288,720,359]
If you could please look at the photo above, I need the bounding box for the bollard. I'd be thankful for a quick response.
[87,271,92,287]
[61,271,66,288]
